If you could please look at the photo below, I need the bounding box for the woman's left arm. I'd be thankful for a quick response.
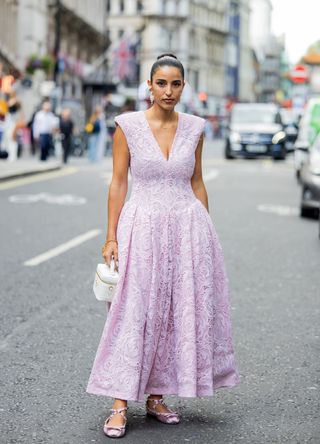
[191,133,209,213]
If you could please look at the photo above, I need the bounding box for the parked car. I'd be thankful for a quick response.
[294,97,320,180]
[225,103,287,160]
[294,113,310,180]
[300,134,320,218]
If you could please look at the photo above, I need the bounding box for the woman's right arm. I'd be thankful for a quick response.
[102,124,130,266]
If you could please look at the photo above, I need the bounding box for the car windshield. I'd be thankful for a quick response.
[232,107,276,124]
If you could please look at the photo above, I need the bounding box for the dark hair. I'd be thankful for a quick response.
[150,53,184,81]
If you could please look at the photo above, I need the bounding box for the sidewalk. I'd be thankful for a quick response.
[0,157,62,181]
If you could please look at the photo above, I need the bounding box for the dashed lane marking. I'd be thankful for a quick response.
[9,192,87,205]
[0,167,78,191]
[24,229,101,266]
[257,204,299,217]
[203,169,219,181]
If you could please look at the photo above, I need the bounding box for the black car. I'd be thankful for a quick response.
[225,103,287,160]
[300,135,320,218]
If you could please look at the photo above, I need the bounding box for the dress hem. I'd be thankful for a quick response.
[85,375,240,402]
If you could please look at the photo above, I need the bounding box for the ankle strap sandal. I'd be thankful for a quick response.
[146,398,180,425]
[103,406,128,438]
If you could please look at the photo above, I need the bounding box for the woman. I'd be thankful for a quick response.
[2,94,25,162]
[87,106,102,163]
[86,54,240,438]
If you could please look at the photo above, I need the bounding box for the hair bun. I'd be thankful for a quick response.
[157,53,178,60]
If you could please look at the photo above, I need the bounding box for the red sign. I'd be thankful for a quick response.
[290,64,309,84]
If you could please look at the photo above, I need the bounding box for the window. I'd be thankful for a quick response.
[106,0,111,13]
[118,29,124,38]
[120,0,125,12]
[162,0,167,14]
[137,0,143,12]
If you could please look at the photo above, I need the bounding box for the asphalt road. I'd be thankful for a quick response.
[0,141,319,444]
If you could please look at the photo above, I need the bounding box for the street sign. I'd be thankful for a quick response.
[290,64,309,84]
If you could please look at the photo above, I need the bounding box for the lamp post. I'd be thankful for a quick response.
[53,0,61,83]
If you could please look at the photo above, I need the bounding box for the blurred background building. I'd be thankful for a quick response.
[1,0,318,123]
[106,0,230,114]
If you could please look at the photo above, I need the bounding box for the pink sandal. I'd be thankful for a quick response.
[103,406,128,438]
[146,397,180,425]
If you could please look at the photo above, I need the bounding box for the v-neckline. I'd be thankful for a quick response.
[142,110,181,162]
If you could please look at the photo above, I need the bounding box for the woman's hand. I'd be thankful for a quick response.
[102,240,119,269]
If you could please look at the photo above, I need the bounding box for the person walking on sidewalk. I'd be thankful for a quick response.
[59,108,74,164]
[86,53,240,439]
[1,93,25,162]
[86,106,103,163]
[33,100,58,161]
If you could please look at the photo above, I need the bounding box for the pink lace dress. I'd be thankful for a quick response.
[86,110,240,401]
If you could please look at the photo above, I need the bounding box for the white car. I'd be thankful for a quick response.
[294,115,310,180]
[295,97,320,179]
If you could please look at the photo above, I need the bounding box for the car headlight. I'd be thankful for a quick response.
[310,160,320,175]
[230,131,241,143]
[272,131,286,144]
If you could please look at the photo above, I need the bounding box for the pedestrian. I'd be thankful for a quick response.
[204,118,214,140]
[86,106,103,163]
[2,93,25,162]
[27,107,40,156]
[95,106,107,162]
[86,53,240,439]
[59,108,74,164]
[33,100,58,161]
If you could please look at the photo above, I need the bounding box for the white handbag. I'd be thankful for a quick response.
[93,259,119,302]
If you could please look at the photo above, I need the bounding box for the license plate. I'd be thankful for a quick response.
[246,144,267,153]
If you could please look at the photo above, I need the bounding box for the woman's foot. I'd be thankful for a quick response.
[103,402,128,438]
[146,395,180,424]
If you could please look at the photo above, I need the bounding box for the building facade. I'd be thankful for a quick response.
[105,0,230,114]
[0,0,48,75]
[260,34,285,102]
[0,0,105,79]
[238,0,254,101]
[249,0,285,102]
[249,0,272,61]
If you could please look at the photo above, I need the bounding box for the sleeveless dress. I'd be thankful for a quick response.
[86,110,240,402]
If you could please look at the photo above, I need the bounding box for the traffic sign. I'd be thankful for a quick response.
[290,64,309,84]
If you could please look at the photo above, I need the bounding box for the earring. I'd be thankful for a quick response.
[149,90,154,104]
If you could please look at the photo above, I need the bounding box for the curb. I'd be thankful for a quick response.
[0,164,62,182]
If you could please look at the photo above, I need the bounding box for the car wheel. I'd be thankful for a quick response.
[300,205,315,218]
[273,144,287,161]
[225,142,234,159]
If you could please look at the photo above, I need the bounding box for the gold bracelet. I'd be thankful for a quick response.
[105,239,118,245]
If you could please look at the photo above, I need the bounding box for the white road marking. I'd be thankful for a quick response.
[24,229,101,266]
[257,204,299,217]
[9,192,87,205]
[101,171,132,186]
[0,167,78,191]
[203,169,219,182]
